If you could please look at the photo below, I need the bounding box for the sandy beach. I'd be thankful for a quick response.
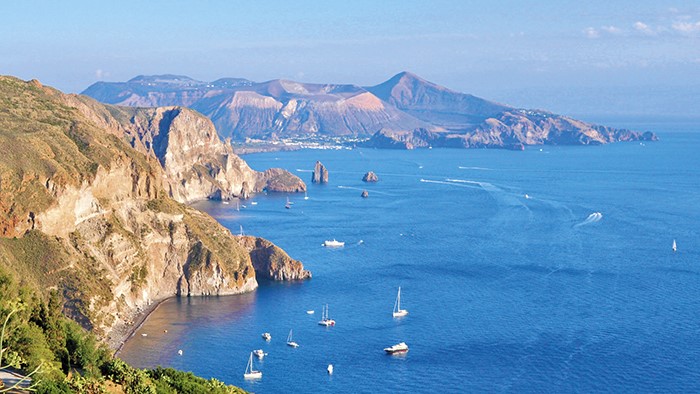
[111,297,173,356]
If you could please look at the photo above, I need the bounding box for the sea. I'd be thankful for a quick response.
[119,121,700,393]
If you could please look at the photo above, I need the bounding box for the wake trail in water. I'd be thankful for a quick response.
[458,166,494,171]
[295,169,313,173]
[574,212,603,227]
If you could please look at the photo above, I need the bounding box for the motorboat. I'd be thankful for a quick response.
[323,239,344,247]
[384,342,409,354]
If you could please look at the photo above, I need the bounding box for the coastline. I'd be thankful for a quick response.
[112,297,173,357]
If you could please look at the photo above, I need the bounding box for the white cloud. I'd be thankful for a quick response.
[600,26,622,35]
[583,27,600,39]
[95,69,110,79]
[672,20,700,34]
[633,21,656,36]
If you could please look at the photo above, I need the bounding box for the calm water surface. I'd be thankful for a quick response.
[120,129,700,393]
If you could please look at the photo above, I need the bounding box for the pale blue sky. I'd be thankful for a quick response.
[1,1,698,116]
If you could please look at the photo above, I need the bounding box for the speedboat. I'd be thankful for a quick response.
[384,342,409,354]
[261,332,271,341]
[323,239,345,247]
[253,349,267,359]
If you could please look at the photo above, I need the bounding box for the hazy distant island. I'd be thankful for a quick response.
[83,71,657,151]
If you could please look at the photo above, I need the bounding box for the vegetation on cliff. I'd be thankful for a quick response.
[0,267,246,393]
[0,76,310,350]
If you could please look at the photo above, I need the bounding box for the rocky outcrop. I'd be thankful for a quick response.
[312,161,329,184]
[361,190,369,198]
[362,171,379,182]
[0,76,310,347]
[236,236,311,281]
[63,97,306,203]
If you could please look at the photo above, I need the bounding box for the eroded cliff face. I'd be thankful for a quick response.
[237,236,311,281]
[0,76,310,347]
[62,96,307,203]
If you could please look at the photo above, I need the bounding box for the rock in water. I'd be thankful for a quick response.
[312,161,329,184]
[361,190,369,198]
[362,171,378,182]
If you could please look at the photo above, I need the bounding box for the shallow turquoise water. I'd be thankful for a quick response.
[120,129,700,392]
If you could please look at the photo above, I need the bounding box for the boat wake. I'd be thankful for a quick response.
[458,166,494,171]
[574,212,603,227]
[296,169,313,173]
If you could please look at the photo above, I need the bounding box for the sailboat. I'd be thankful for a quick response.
[673,239,677,252]
[393,287,408,318]
[304,191,309,200]
[243,352,262,379]
[238,225,244,237]
[285,197,292,209]
[318,304,336,326]
[286,329,299,348]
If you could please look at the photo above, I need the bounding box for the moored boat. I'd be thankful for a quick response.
[323,239,345,247]
[244,352,262,379]
[286,329,299,348]
[384,342,409,354]
[393,287,408,318]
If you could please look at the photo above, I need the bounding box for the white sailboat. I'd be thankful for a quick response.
[393,287,408,318]
[304,191,309,200]
[285,197,292,209]
[673,239,677,252]
[286,329,299,348]
[238,225,244,237]
[318,304,336,326]
[243,352,262,379]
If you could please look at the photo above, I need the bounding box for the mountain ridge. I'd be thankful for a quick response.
[83,72,657,147]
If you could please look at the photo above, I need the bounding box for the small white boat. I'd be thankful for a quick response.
[285,197,292,209]
[177,349,183,356]
[244,352,262,379]
[393,287,408,318]
[251,201,258,205]
[253,349,267,359]
[318,304,336,326]
[327,364,334,374]
[524,194,531,199]
[262,332,271,341]
[238,225,244,237]
[384,342,409,354]
[222,201,230,205]
[286,329,299,348]
[304,191,309,200]
[323,239,345,247]
[306,310,315,314]
[673,239,677,252]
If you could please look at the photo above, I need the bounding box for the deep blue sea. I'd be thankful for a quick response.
[119,126,700,393]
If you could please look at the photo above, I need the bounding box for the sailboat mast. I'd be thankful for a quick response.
[397,287,401,309]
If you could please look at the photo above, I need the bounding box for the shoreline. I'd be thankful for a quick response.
[112,297,173,357]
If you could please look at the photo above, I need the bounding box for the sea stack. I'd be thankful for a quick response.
[361,190,369,198]
[362,171,379,182]
[312,161,329,184]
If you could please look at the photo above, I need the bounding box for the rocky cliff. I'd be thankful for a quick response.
[0,76,310,347]
[82,72,656,148]
[60,96,306,203]
[312,161,329,184]
[236,236,311,281]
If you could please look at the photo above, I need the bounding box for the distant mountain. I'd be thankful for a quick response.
[83,72,656,148]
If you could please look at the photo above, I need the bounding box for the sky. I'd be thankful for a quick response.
[1,1,699,117]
